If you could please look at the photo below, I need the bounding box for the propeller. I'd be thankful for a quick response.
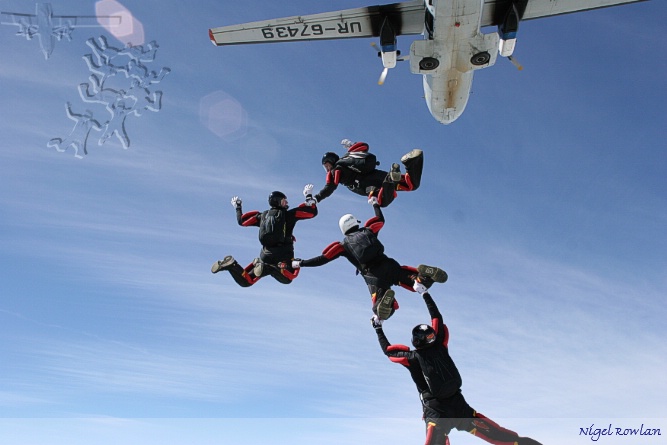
[378,67,389,85]
[508,55,523,71]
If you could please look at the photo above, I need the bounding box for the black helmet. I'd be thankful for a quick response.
[411,324,436,349]
[322,151,340,165]
[268,191,288,209]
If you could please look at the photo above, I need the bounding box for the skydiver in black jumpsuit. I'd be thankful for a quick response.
[211,187,317,286]
[314,139,424,208]
[293,197,446,320]
[372,283,543,445]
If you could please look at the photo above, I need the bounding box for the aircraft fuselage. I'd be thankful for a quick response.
[207,0,648,125]
[35,3,56,59]
[411,0,498,124]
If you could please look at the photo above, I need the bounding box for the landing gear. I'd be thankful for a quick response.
[425,10,434,40]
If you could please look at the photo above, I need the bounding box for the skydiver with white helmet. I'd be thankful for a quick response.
[314,138,424,207]
[211,185,318,287]
[372,284,543,445]
[291,195,446,320]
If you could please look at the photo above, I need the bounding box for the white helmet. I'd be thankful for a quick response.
[339,213,360,235]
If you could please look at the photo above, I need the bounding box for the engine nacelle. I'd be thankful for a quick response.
[498,3,519,57]
[379,16,398,69]
[410,39,438,74]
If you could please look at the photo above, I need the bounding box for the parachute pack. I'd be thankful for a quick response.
[336,151,379,175]
[258,208,287,247]
[343,228,384,267]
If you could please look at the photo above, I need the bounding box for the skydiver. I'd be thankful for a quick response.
[211,186,318,287]
[292,196,446,320]
[372,284,543,445]
[314,139,424,207]
[47,102,101,158]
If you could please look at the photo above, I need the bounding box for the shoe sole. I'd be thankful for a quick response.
[376,289,396,320]
[401,149,423,164]
[211,255,235,273]
[417,265,447,283]
[389,163,402,182]
[252,258,264,277]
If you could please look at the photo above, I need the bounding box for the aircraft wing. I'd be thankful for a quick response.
[209,0,425,46]
[0,12,35,27]
[54,15,122,28]
[480,0,647,27]
[0,12,120,29]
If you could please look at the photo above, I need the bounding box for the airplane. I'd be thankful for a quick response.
[0,2,122,60]
[209,0,647,125]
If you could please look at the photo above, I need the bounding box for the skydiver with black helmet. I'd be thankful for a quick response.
[291,195,446,320]
[314,138,424,207]
[211,185,318,287]
[372,283,543,445]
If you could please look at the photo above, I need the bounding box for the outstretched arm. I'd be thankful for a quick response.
[372,201,384,220]
[299,254,332,268]
[421,290,448,347]
[231,196,244,224]
[315,170,339,203]
[298,241,344,268]
[423,292,442,323]
[374,324,392,354]
[292,202,318,220]
[364,201,385,234]
[231,196,260,227]
[373,320,412,365]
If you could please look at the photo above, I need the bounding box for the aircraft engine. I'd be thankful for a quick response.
[498,3,519,57]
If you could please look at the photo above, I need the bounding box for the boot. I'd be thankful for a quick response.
[252,258,264,277]
[401,148,423,165]
[211,255,236,273]
[417,264,448,283]
[389,163,402,182]
[376,289,396,320]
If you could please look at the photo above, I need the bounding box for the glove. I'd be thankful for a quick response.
[370,315,383,329]
[305,197,317,206]
[413,280,428,295]
[292,259,302,269]
[368,196,379,206]
[231,196,242,208]
[303,183,314,198]
[341,138,353,149]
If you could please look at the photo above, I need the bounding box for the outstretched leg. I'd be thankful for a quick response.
[395,264,447,292]
[460,412,542,445]
[264,262,297,284]
[366,181,397,208]
[255,258,300,285]
[424,419,451,445]
[367,283,399,320]
[211,256,259,287]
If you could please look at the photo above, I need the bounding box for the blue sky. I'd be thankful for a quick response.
[0,0,665,443]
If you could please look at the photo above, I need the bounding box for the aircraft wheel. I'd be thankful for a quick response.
[419,57,439,70]
[471,51,491,66]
